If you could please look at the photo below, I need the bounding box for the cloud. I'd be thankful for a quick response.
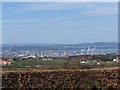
[1,0,119,2]
[2,19,37,24]
[2,2,117,24]
[13,2,117,16]
[81,6,117,16]
[17,2,81,11]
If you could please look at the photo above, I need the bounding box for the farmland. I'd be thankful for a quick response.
[2,59,120,70]
[2,58,120,89]
[2,67,120,89]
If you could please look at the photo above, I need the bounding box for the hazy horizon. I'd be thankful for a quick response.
[2,42,118,45]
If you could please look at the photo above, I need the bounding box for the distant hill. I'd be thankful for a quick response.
[76,42,118,47]
[2,42,118,50]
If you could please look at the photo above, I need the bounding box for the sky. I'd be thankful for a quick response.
[2,2,118,44]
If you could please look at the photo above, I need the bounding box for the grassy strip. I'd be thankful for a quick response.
[2,60,120,71]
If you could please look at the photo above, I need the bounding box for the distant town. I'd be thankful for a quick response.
[0,42,119,66]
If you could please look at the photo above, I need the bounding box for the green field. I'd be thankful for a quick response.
[2,59,120,70]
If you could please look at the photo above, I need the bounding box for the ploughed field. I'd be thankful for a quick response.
[2,67,120,90]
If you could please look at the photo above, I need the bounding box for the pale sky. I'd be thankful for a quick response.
[2,2,118,44]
